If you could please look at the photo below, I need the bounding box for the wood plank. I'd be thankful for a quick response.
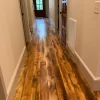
[21,39,38,100]
[14,18,100,100]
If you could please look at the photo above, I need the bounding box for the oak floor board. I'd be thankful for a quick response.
[14,19,100,100]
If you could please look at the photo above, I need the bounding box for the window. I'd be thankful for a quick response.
[36,0,43,10]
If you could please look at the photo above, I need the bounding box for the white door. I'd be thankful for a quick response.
[19,0,32,42]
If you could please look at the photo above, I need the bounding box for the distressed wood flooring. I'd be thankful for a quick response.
[14,19,100,100]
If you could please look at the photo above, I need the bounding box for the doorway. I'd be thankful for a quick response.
[33,0,46,17]
[59,0,67,45]
[19,0,32,43]
[61,0,67,45]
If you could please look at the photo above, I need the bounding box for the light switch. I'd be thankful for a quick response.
[94,1,100,14]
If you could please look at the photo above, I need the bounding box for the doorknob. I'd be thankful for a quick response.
[60,12,62,14]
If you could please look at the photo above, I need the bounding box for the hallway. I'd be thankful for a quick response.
[14,19,100,100]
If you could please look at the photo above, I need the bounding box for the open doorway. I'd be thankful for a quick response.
[19,0,35,43]
[33,0,46,17]
[59,0,67,45]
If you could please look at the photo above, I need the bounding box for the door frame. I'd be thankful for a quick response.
[0,66,7,100]
[58,0,68,42]
[45,0,49,17]
[55,0,59,32]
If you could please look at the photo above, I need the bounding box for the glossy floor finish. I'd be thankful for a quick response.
[14,19,100,100]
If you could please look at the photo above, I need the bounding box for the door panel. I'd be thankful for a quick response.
[61,0,67,45]
[19,0,31,42]
[34,0,46,17]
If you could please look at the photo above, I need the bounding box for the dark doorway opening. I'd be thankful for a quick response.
[61,0,67,45]
[33,0,46,17]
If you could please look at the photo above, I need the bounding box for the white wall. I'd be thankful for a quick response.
[82,0,100,77]
[49,0,55,24]
[0,0,25,94]
[67,0,100,89]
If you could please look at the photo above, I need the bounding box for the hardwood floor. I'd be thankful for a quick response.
[14,19,100,100]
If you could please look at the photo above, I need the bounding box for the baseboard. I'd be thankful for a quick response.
[66,42,100,91]
[6,46,26,99]
[49,18,55,32]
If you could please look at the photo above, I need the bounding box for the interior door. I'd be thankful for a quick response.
[19,0,31,43]
[33,0,46,17]
[61,0,67,45]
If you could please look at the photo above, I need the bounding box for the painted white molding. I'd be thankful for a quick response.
[67,41,75,54]
[74,51,95,80]
[68,18,77,52]
[66,42,100,91]
[6,46,26,99]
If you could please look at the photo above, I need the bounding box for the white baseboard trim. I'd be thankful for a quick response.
[67,41,75,54]
[6,46,26,99]
[66,42,100,91]
[49,18,55,32]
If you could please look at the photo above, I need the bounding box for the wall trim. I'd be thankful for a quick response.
[74,51,96,80]
[6,46,26,99]
[67,41,75,54]
[49,18,55,32]
[66,42,100,91]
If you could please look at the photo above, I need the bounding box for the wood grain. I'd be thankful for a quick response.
[14,19,100,100]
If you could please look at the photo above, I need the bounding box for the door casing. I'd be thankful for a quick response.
[55,0,59,32]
